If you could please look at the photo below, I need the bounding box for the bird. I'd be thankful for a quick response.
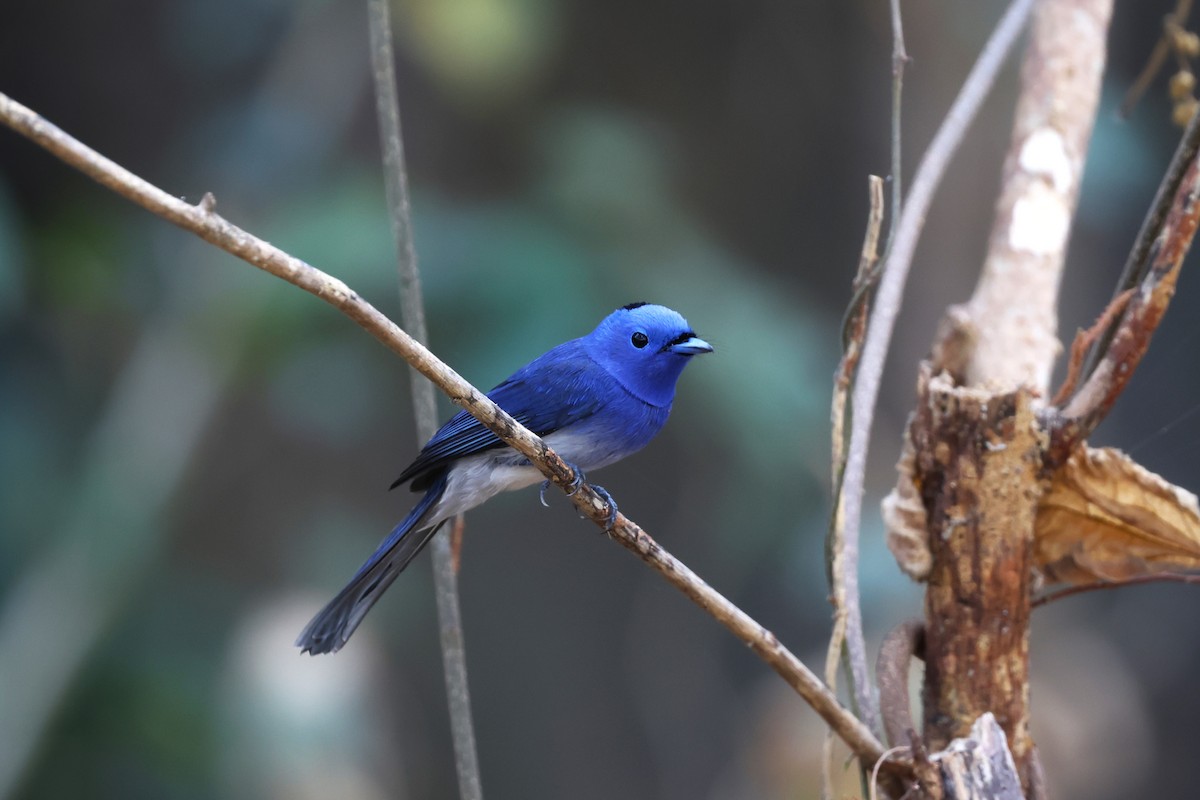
[296,302,713,654]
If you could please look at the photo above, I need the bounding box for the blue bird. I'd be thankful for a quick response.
[296,302,712,654]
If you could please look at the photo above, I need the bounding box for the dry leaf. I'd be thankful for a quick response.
[883,434,932,580]
[1036,446,1200,584]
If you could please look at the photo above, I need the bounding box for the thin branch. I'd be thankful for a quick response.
[836,0,1035,736]
[365,2,484,798]
[1069,88,1200,416]
[819,613,849,800]
[1118,0,1195,119]
[825,1,905,746]
[1051,106,1200,462]
[0,91,908,781]
[868,747,912,800]
[1050,289,1134,405]
[826,175,884,799]
[886,0,908,255]
[1032,572,1200,608]
[876,619,923,751]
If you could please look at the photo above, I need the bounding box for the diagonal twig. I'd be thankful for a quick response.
[1051,106,1200,462]
[1032,572,1200,607]
[0,90,909,782]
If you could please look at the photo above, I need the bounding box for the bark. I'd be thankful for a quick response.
[907,2,1113,794]
[934,714,1026,800]
[914,367,1044,786]
[965,0,1114,392]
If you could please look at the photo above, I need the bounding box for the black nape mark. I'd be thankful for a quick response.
[621,301,649,311]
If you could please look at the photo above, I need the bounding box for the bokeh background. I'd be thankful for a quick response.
[2,0,1199,798]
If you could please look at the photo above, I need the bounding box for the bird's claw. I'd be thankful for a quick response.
[539,464,617,529]
[540,461,587,508]
[540,460,585,510]
[589,484,619,530]
[564,464,586,495]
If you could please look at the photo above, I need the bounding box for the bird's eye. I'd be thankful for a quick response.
[631,331,649,349]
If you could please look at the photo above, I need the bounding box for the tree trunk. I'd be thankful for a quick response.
[914,367,1044,787]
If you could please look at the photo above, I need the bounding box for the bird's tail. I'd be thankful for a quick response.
[296,471,449,655]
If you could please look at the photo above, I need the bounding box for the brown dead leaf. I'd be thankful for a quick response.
[1036,446,1200,584]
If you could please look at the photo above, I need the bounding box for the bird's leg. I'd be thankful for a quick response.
[540,461,587,506]
[588,483,620,530]
[539,463,619,529]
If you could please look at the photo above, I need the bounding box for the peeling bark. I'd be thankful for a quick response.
[913,368,1045,787]
[934,714,1027,800]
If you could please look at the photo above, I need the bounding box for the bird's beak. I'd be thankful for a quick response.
[669,336,714,355]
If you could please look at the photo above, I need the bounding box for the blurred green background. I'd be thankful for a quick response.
[2,0,1199,797]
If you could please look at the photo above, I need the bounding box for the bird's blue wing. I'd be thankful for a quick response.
[393,342,604,489]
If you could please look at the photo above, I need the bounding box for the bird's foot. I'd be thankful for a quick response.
[539,461,586,507]
[564,462,587,495]
[588,483,619,531]
[539,464,617,529]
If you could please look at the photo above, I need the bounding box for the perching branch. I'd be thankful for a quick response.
[0,90,905,781]
[365,1,484,797]
[835,0,1035,736]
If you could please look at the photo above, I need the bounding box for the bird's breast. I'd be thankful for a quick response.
[544,399,670,471]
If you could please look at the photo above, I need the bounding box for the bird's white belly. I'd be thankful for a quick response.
[425,428,636,526]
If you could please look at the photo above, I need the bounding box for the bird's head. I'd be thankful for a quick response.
[586,302,713,407]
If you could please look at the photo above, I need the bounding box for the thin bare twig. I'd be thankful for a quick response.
[1032,572,1200,607]
[868,746,911,800]
[1051,106,1200,462]
[826,175,884,800]
[365,2,484,797]
[836,0,1035,736]
[886,0,908,255]
[0,90,907,781]
[876,619,924,750]
[1119,0,1195,119]
[1067,90,1200,422]
[1050,288,1134,406]
[826,3,905,759]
